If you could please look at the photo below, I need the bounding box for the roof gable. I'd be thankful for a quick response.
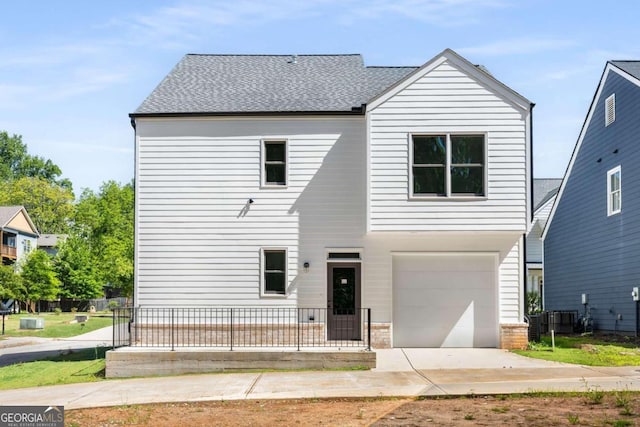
[366,49,531,113]
[542,62,640,239]
[0,205,38,235]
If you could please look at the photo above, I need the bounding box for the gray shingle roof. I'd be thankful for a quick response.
[611,61,640,80]
[38,234,67,248]
[533,179,562,211]
[133,54,417,115]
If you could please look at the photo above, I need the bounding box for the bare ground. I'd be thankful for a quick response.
[66,393,640,426]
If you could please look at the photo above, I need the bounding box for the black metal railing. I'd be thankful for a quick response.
[113,307,371,351]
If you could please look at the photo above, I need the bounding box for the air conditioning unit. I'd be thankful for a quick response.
[20,318,44,329]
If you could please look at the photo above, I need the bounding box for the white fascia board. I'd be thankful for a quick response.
[366,48,532,113]
[542,64,640,239]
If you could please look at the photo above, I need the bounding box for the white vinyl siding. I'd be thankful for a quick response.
[368,59,528,232]
[526,196,556,264]
[134,117,366,307]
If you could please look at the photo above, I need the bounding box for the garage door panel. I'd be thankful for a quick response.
[392,254,498,348]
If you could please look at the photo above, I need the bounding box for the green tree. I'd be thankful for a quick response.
[73,181,134,296]
[0,177,74,233]
[0,264,25,301]
[0,131,70,188]
[55,236,103,300]
[20,250,60,312]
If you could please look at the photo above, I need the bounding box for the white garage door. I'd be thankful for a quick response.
[392,254,497,348]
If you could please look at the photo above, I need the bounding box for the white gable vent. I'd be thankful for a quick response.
[605,93,615,127]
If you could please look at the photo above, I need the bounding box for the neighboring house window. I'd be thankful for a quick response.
[262,248,287,296]
[411,134,485,197]
[262,140,287,186]
[5,236,16,248]
[605,93,615,127]
[607,166,621,216]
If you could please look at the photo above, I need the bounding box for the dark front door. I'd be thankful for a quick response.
[327,263,361,340]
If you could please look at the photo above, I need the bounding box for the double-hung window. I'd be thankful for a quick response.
[411,134,485,197]
[607,166,621,216]
[262,140,287,187]
[261,248,287,296]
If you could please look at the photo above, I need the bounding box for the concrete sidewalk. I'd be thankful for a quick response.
[1,347,640,409]
[0,326,112,367]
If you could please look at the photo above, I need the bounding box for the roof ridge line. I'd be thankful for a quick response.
[185,53,363,57]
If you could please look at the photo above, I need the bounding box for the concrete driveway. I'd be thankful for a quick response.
[375,347,565,371]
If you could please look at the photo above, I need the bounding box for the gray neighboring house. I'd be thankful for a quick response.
[37,234,67,256]
[543,60,640,332]
[525,178,561,303]
[131,49,533,349]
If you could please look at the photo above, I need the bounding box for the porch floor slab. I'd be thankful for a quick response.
[106,347,375,378]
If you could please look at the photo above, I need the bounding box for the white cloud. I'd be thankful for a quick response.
[0,42,106,69]
[110,0,331,49]
[110,0,510,48]
[458,37,577,56]
[344,0,509,26]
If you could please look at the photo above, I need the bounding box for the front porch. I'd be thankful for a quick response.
[108,307,376,377]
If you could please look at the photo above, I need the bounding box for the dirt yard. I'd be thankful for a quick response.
[66,393,640,426]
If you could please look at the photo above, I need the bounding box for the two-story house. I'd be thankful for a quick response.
[543,61,640,333]
[130,49,532,349]
[0,206,38,265]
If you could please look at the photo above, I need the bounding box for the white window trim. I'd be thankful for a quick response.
[607,165,621,216]
[260,247,288,298]
[408,133,488,199]
[260,139,288,189]
[605,93,616,127]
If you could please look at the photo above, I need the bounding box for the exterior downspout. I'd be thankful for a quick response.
[130,117,137,309]
[524,102,535,320]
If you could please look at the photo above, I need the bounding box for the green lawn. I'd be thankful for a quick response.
[1,312,112,338]
[0,347,107,390]
[515,335,640,366]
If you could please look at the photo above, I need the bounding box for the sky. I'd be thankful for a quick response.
[2,0,639,193]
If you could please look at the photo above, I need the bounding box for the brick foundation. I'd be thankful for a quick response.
[131,323,326,347]
[369,323,391,349]
[499,323,529,350]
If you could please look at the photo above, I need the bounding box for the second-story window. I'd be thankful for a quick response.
[607,165,621,216]
[262,140,287,187]
[411,134,485,198]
